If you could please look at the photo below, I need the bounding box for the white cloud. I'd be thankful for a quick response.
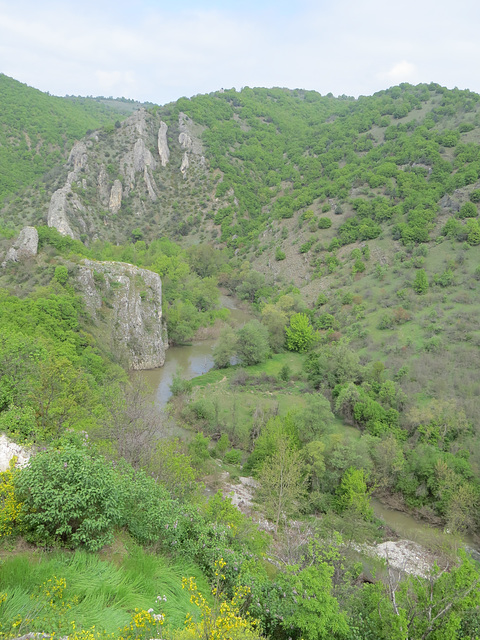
[378,61,418,84]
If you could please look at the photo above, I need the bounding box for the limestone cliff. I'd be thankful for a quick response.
[77,260,167,370]
[158,121,170,167]
[1,226,38,267]
[30,104,212,243]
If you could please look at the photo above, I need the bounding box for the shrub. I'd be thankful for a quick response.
[318,217,332,229]
[458,202,478,219]
[15,446,120,551]
[224,449,243,465]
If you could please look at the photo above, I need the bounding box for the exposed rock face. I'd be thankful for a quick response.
[47,139,90,238]
[77,260,167,370]
[180,152,189,178]
[68,141,88,171]
[1,226,39,266]
[98,164,110,205]
[178,112,204,177]
[178,112,203,154]
[158,121,170,167]
[48,185,76,238]
[143,167,158,201]
[0,434,30,472]
[109,179,123,214]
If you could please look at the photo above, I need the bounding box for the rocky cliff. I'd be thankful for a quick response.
[1,226,38,267]
[77,260,167,370]
[40,107,212,242]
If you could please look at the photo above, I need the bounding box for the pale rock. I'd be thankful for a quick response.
[77,260,167,370]
[143,167,158,201]
[178,112,203,154]
[179,131,193,151]
[123,139,157,187]
[158,121,170,167]
[97,164,110,205]
[47,139,91,238]
[68,141,88,172]
[1,226,38,267]
[0,434,30,472]
[180,152,189,177]
[47,186,75,238]
[109,180,123,214]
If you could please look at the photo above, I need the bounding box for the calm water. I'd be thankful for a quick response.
[140,295,252,409]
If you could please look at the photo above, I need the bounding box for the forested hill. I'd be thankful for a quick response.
[1,80,480,639]
[0,74,132,203]
[3,82,480,257]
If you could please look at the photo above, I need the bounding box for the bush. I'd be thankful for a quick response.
[275,248,286,261]
[458,202,478,219]
[318,217,332,229]
[286,313,315,352]
[15,446,120,551]
[470,190,480,203]
[224,449,243,465]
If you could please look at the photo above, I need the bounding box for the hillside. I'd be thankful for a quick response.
[1,80,480,640]
[0,74,134,205]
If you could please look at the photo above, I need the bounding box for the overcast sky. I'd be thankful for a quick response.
[1,0,479,105]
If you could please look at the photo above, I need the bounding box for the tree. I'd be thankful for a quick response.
[212,326,237,368]
[98,378,164,468]
[335,467,373,520]
[261,303,287,352]
[458,201,478,219]
[256,436,307,532]
[413,269,429,295]
[236,320,270,366]
[279,565,349,640]
[295,394,335,443]
[285,312,315,352]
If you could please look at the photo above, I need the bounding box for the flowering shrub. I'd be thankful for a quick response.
[0,456,22,537]
[176,560,262,640]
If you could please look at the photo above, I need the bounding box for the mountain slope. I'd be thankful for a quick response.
[0,74,132,204]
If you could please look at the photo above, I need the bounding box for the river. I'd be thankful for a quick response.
[140,295,252,409]
[138,295,479,555]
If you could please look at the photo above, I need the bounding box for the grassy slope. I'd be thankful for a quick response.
[0,75,130,204]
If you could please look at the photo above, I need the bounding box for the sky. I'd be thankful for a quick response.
[1,0,480,105]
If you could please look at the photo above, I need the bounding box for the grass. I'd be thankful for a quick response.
[0,540,211,636]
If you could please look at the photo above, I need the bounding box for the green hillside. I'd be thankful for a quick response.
[1,80,480,640]
[0,74,130,203]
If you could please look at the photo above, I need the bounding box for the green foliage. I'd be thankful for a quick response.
[335,467,374,520]
[212,326,237,368]
[285,312,315,352]
[15,446,120,551]
[236,320,270,366]
[0,75,126,202]
[458,201,478,219]
[413,268,429,294]
[53,265,69,285]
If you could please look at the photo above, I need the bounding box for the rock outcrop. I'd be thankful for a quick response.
[180,152,189,178]
[97,164,110,205]
[158,121,170,167]
[109,179,123,214]
[178,112,204,177]
[0,434,30,472]
[77,260,167,370]
[47,139,90,237]
[1,226,39,267]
